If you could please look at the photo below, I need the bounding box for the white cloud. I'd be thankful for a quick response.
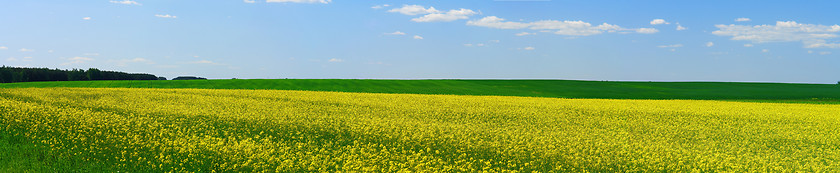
[110,0,141,5]
[0,46,7,50]
[531,20,621,35]
[83,17,91,20]
[384,31,406,35]
[62,56,94,65]
[735,18,751,22]
[650,19,669,25]
[657,44,683,48]
[636,28,659,34]
[466,16,530,29]
[388,5,440,15]
[468,16,650,36]
[371,4,390,9]
[69,57,93,61]
[244,0,256,3]
[762,49,769,53]
[819,51,832,55]
[83,53,100,56]
[676,23,687,31]
[387,5,477,22]
[744,44,754,47]
[266,0,330,4]
[48,50,54,53]
[156,65,179,68]
[328,58,343,62]
[804,40,840,48]
[808,50,814,54]
[19,48,34,52]
[411,8,477,22]
[515,32,536,36]
[155,14,177,18]
[465,40,498,47]
[190,60,223,65]
[129,58,148,62]
[5,57,33,62]
[366,61,389,65]
[712,21,840,48]
[383,31,424,40]
[521,47,535,50]
[706,42,715,47]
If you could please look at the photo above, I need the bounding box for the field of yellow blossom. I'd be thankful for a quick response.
[2,87,839,172]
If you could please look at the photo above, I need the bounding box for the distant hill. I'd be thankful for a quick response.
[172,76,207,80]
[1,79,839,101]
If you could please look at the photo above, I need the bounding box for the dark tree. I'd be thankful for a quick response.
[0,66,161,83]
[0,66,12,83]
[68,69,89,81]
[87,68,102,80]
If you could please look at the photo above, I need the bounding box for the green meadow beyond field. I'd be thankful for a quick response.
[2,79,840,101]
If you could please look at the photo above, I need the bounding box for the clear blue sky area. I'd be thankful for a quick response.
[1,0,838,83]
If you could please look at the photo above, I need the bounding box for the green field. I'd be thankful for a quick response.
[2,79,840,101]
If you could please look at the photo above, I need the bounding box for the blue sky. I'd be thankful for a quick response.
[1,0,839,83]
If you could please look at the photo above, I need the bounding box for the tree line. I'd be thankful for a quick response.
[0,66,163,83]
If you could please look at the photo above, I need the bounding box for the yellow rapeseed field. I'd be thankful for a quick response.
[1,88,839,172]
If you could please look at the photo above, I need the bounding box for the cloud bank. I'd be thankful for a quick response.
[713,21,840,48]
[467,16,657,36]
